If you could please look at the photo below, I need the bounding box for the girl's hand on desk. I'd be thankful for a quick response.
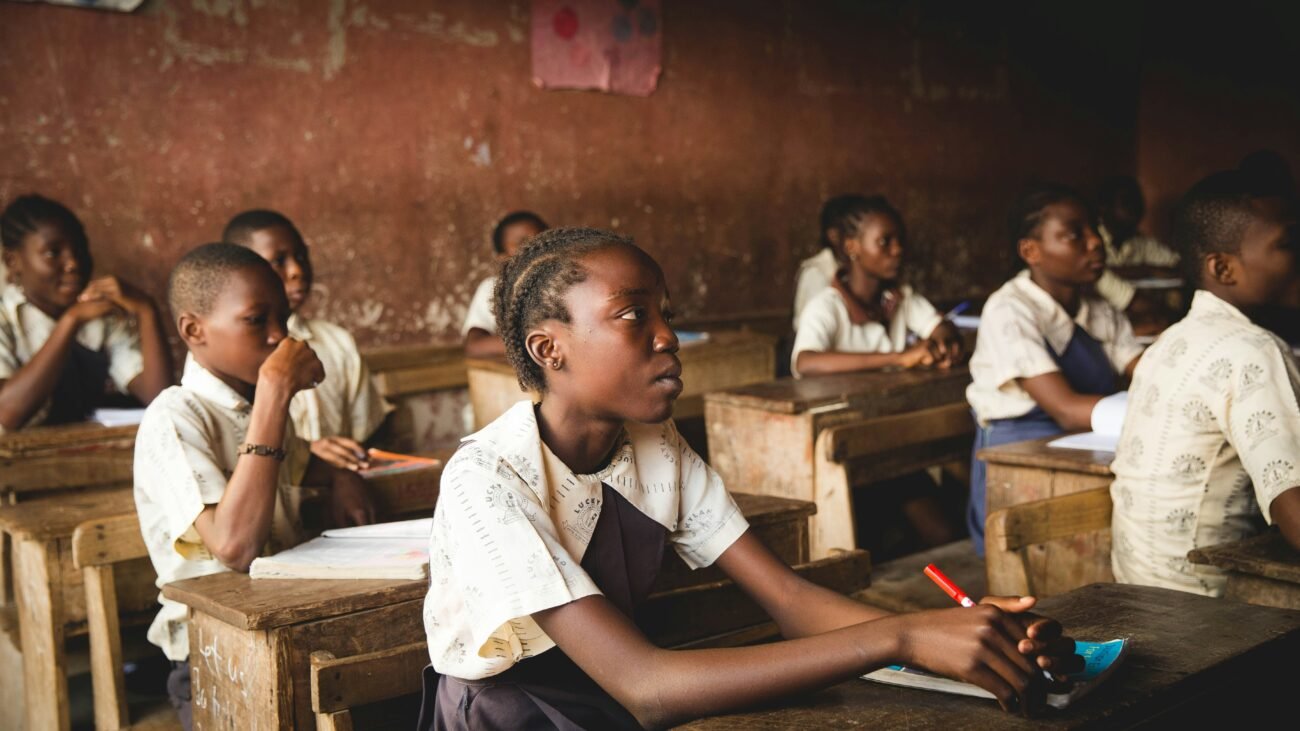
[927,322,966,368]
[896,604,1047,713]
[979,595,1085,682]
[896,340,936,369]
[312,435,370,471]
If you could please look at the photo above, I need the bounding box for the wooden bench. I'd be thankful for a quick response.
[985,487,1113,597]
[810,402,974,558]
[310,642,427,731]
[1188,530,1300,610]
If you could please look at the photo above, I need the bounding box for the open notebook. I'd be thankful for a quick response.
[1048,392,1127,453]
[249,518,431,580]
[862,638,1129,710]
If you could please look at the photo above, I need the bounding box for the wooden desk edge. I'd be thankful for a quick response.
[162,576,428,631]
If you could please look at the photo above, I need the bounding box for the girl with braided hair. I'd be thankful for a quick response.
[419,227,1082,730]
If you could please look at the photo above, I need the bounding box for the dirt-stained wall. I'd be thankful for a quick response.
[0,1,1140,347]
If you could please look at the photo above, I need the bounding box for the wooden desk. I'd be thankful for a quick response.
[0,488,157,731]
[0,421,137,495]
[362,344,470,455]
[685,582,1300,729]
[979,436,1114,595]
[465,331,777,431]
[705,368,971,557]
[163,493,857,731]
[1189,530,1300,610]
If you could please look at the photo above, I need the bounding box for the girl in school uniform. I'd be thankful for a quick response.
[0,194,172,432]
[420,227,1081,730]
[792,194,964,377]
[463,210,548,358]
[965,184,1145,554]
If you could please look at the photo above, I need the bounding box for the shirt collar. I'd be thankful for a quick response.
[2,283,42,323]
[287,313,313,341]
[1189,289,1251,323]
[1011,270,1096,354]
[181,353,252,413]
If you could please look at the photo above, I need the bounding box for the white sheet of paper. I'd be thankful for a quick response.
[91,408,147,427]
[321,518,433,540]
[1048,392,1127,452]
[249,536,429,579]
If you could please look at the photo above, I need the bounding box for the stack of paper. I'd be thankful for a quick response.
[1048,392,1127,452]
[249,518,432,580]
[91,408,147,427]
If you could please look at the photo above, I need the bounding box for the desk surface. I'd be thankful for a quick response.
[163,492,813,632]
[704,367,970,415]
[0,422,136,459]
[0,486,135,541]
[977,435,1114,476]
[1188,530,1300,586]
[685,582,1300,729]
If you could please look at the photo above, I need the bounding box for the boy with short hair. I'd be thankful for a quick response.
[1110,170,1300,597]
[134,243,374,729]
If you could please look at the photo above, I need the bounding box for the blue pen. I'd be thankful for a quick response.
[944,300,971,319]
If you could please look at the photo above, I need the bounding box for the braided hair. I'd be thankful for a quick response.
[1,194,88,252]
[820,194,905,249]
[493,227,634,392]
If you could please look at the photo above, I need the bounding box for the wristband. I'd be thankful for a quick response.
[237,442,286,462]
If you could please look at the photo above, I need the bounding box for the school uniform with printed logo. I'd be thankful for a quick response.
[418,401,749,730]
[1110,291,1300,596]
[965,270,1142,553]
[0,282,143,431]
[286,313,392,443]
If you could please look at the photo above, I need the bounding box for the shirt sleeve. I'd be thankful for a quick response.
[0,317,19,380]
[793,261,831,329]
[334,327,394,442]
[790,291,840,377]
[461,278,498,336]
[973,295,1061,391]
[665,420,748,569]
[425,442,601,678]
[1103,307,1145,374]
[902,289,943,339]
[132,396,232,561]
[1223,336,1300,524]
[1134,236,1181,267]
[1096,270,1136,311]
[103,314,145,394]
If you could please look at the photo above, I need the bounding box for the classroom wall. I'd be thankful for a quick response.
[1135,2,1300,242]
[0,0,1142,348]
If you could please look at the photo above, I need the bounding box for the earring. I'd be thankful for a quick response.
[550,360,562,370]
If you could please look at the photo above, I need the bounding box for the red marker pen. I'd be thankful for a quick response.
[924,563,975,607]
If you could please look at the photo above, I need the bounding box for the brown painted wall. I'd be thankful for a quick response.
[1136,2,1300,241]
[0,0,1140,348]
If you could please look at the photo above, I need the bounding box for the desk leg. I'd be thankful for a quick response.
[15,537,69,731]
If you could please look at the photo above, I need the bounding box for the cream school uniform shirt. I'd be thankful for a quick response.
[793,248,838,330]
[462,277,498,335]
[790,284,943,377]
[287,314,392,443]
[1110,291,1300,597]
[424,401,749,680]
[133,357,308,660]
[1095,226,1181,310]
[0,283,143,432]
[966,270,1143,425]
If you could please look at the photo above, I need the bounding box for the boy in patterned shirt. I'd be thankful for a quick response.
[1110,169,1300,596]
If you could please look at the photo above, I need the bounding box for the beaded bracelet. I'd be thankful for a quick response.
[237,442,286,461]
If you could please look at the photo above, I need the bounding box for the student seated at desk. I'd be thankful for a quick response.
[792,195,854,329]
[223,210,393,471]
[1092,175,1181,333]
[420,227,1082,730]
[463,210,548,358]
[966,183,1144,554]
[791,194,963,377]
[1110,170,1300,597]
[0,194,172,431]
[133,244,375,730]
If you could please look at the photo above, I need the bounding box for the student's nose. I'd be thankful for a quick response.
[653,320,679,354]
[284,259,303,282]
[267,318,288,345]
[1084,227,1103,252]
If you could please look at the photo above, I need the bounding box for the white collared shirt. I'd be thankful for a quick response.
[0,283,143,431]
[462,277,498,335]
[133,357,309,660]
[1110,291,1300,597]
[793,248,838,330]
[1095,225,1182,310]
[423,401,749,679]
[790,284,943,377]
[287,314,393,443]
[967,270,1143,425]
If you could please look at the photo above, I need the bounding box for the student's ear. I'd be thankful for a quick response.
[1,249,19,282]
[1204,253,1237,287]
[176,312,206,349]
[1017,238,1041,266]
[524,326,563,372]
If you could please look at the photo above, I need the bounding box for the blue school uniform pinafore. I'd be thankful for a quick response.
[966,324,1118,555]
